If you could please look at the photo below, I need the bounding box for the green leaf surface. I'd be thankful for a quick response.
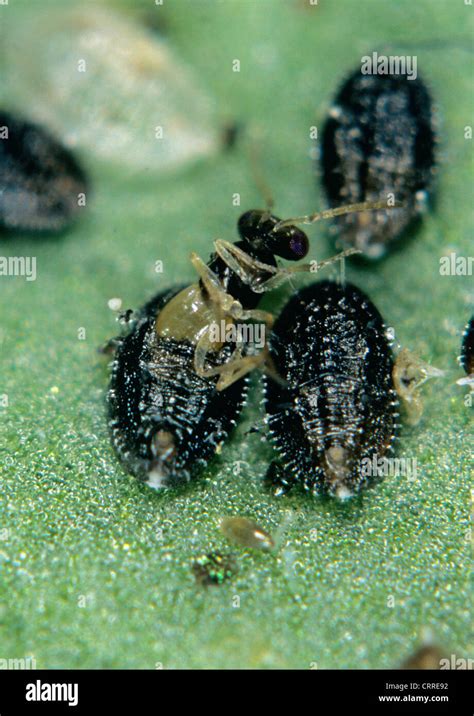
[0,0,472,669]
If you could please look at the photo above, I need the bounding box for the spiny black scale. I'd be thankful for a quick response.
[0,110,88,233]
[460,317,474,376]
[108,288,247,488]
[264,280,398,497]
[107,211,309,488]
[321,69,436,258]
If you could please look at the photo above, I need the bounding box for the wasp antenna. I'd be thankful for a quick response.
[275,199,404,230]
[244,128,275,217]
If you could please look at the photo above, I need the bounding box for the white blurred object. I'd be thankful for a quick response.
[5,7,219,171]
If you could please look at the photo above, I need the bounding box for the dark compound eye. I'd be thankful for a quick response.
[272,226,309,261]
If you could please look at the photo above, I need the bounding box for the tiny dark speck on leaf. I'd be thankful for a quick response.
[192,552,237,586]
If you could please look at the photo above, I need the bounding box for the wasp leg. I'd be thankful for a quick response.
[190,251,243,316]
[190,252,276,390]
[238,307,274,327]
[393,348,445,425]
[191,251,277,328]
[214,240,360,293]
[194,323,241,376]
[213,239,278,293]
[215,353,266,391]
[252,248,361,292]
[194,327,265,390]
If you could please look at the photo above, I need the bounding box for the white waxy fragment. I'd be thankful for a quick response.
[108,298,123,312]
